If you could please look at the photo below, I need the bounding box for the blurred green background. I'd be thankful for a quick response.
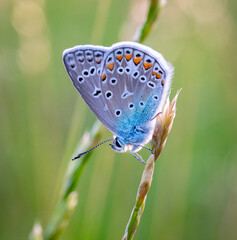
[1,0,237,239]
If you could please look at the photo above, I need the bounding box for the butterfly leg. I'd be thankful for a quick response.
[136,145,154,154]
[130,151,146,164]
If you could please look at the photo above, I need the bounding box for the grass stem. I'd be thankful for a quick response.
[122,91,180,240]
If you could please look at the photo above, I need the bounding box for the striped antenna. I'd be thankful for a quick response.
[72,138,114,160]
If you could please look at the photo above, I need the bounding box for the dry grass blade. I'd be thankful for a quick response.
[122,90,181,240]
[152,89,181,160]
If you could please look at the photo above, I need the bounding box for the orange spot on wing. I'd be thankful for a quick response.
[125,53,132,61]
[161,80,164,86]
[96,59,101,63]
[107,62,114,71]
[143,62,153,70]
[156,73,162,79]
[116,55,123,61]
[133,57,142,65]
[102,73,106,81]
[152,71,156,76]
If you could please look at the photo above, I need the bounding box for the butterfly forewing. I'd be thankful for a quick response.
[63,46,118,134]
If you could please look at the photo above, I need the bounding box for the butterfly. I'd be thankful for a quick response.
[63,41,173,163]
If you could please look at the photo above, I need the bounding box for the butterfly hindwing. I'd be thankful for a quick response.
[100,42,173,134]
[100,47,136,132]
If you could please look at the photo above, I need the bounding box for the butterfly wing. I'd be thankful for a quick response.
[63,45,118,134]
[99,42,173,135]
[63,42,173,139]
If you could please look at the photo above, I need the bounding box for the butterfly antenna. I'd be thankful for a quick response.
[72,138,114,160]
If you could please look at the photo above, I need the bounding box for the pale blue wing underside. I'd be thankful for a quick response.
[63,42,173,139]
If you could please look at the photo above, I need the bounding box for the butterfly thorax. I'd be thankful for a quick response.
[110,123,153,153]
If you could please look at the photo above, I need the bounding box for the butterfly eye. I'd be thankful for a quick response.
[115,139,122,148]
